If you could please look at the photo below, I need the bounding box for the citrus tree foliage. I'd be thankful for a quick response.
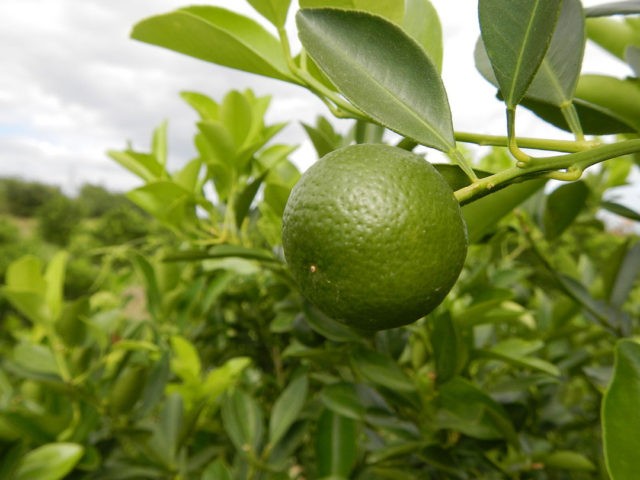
[1,1,640,479]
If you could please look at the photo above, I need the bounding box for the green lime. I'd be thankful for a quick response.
[282,144,468,331]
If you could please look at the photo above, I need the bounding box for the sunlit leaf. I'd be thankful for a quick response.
[297,8,454,152]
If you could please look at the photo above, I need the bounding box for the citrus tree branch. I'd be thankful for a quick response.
[454,139,640,204]
[454,131,596,153]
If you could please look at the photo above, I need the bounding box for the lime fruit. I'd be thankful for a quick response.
[282,144,468,331]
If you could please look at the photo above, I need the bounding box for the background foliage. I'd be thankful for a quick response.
[1,1,640,479]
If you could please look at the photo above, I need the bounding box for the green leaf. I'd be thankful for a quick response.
[431,312,467,383]
[131,253,162,320]
[43,250,68,321]
[131,6,296,82]
[181,91,219,120]
[107,149,164,182]
[6,255,45,294]
[170,336,201,384]
[15,443,84,480]
[13,343,59,376]
[462,179,546,243]
[269,375,308,446]
[247,0,291,27]
[476,0,584,108]
[576,75,640,131]
[234,171,269,228]
[586,17,640,60]
[351,347,416,393]
[163,244,279,264]
[478,0,563,107]
[602,339,640,480]
[297,8,454,152]
[299,0,405,24]
[221,389,264,454]
[202,459,233,480]
[481,338,561,376]
[402,0,443,71]
[586,2,640,17]
[320,382,365,420]
[302,303,363,342]
[437,377,518,444]
[543,181,590,240]
[152,121,168,168]
[541,451,596,471]
[315,409,358,478]
[201,357,251,403]
[602,200,640,222]
[609,241,640,309]
[127,181,197,231]
[301,118,343,158]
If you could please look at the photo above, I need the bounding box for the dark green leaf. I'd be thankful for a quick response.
[234,171,269,228]
[478,0,562,107]
[320,382,365,420]
[221,389,264,454]
[15,443,84,480]
[297,8,454,152]
[609,241,640,308]
[462,179,546,243]
[131,253,162,320]
[543,181,590,240]
[269,375,308,446]
[602,340,640,480]
[302,303,363,342]
[131,7,296,82]
[431,312,467,383]
[519,95,636,135]
[301,119,343,158]
[437,377,518,444]
[586,1,640,17]
[351,347,416,393]
[315,409,358,478]
[602,200,640,222]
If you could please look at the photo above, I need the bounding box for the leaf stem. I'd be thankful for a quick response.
[454,131,595,153]
[506,107,531,163]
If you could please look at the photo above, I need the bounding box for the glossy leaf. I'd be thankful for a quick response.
[297,8,455,152]
[476,0,584,107]
[351,347,416,393]
[478,0,562,107]
[402,0,443,71]
[247,0,291,27]
[586,1,640,17]
[269,375,308,446]
[15,443,84,480]
[462,179,546,243]
[131,6,296,82]
[315,409,358,478]
[299,0,405,24]
[602,340,640,480]
[543,181,590,240]
[541,451,596,471]
[302,303,363,342]
[481,338,560,376]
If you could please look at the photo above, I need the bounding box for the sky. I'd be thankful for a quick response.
[0,0,637,211]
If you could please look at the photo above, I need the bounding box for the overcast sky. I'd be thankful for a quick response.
[0,0,636,204]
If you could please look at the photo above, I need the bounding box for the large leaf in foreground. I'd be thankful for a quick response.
[602,340,640,480]
[479,0,562,107]
[297,8,454,152]
[131,6,296,82]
